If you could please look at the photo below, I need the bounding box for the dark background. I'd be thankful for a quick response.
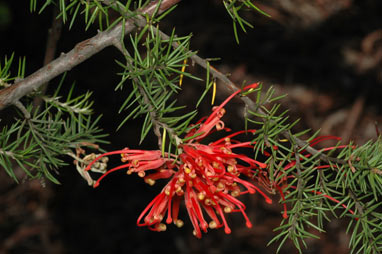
[0,0,381,253]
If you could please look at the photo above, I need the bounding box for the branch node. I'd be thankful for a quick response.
[14,100,31,119]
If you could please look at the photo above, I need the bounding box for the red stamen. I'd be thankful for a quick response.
[216,205,231,234]
[321,145,349,152]
[289,186,357,219]
[275,185,288,219]
[201,204,222,228]
[211,129,256,146]
[166,177,178,224]
[218,192,252,228]
[132,158,165,172]
[309,136,341,147]
[204,83,259,129]
[313,190,357,218]
[137,193,165,226]
[93,163,131,187]
[172,196,181,223]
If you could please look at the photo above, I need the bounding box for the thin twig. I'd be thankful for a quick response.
[341,94,365,144]
[112,41,162,144]
[293,144,304,199]
[0,149,16,159]
[113,40,182,148]
[347,189,378,253]
[287,143,305,240]
[14,100,31,119]
[33,7,63,109]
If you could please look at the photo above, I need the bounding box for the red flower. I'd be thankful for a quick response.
[85,83,272,238]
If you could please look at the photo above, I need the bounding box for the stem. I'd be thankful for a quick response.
[0,149,17,159]
[292,144,304,200]
[33,7,63,110]
[14,100,31,119]
[348,189,378,253]
[113,41,182,149]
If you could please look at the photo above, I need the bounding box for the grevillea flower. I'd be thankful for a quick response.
[85,83,273,238]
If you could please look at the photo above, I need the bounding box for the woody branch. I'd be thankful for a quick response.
[0,0,180,111]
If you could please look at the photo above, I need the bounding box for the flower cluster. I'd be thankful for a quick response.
[85,83,273,238]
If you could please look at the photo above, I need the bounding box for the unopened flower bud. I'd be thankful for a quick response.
[145,178,155,186]
[157,223,167,232]
[209,221,217,229]
[175,219,184,228]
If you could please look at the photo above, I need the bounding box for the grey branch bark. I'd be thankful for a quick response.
[0,0,181,111]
